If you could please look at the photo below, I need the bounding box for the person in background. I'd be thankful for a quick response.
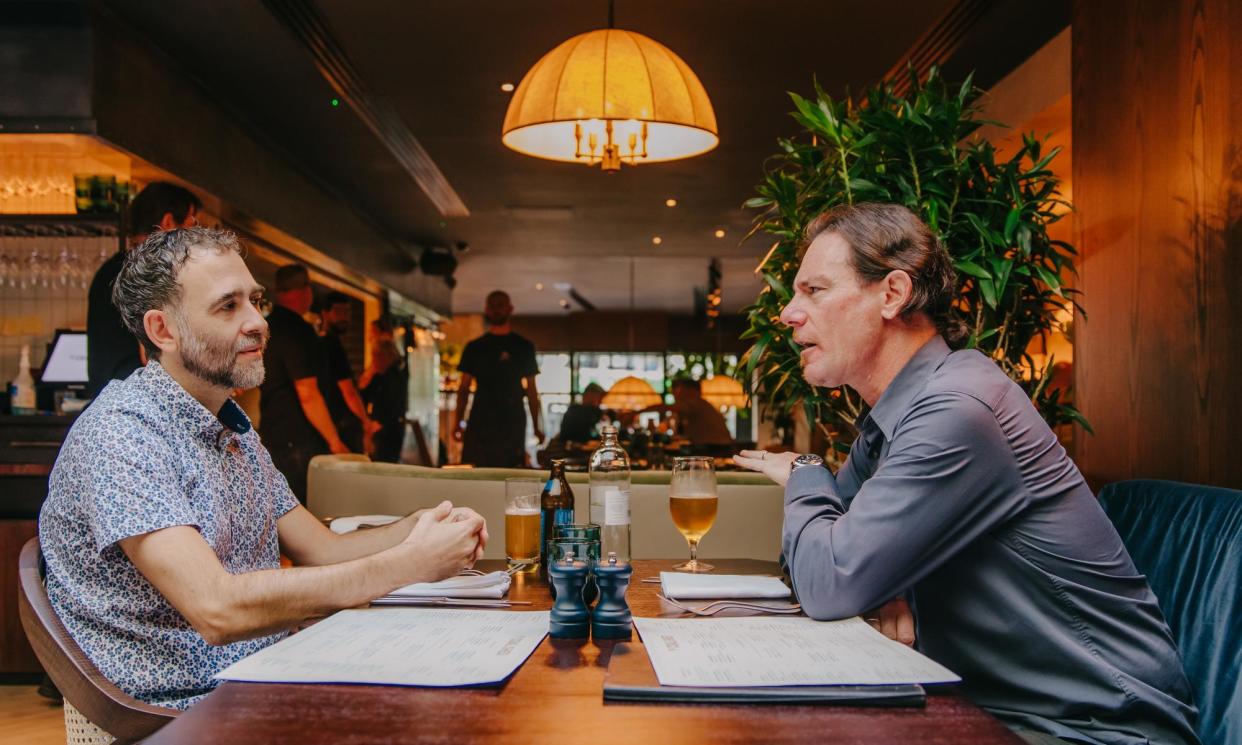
[41,227,485,712]
[453,290,543,467]
[319,291,379,454]
[87,182,201,398]
[260,264,349,503]
[647,377,733,447]
[557,382,605,443]
[359,319,408,463]
[734,202,1197,745]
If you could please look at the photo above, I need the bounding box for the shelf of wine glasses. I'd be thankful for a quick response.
[0,213,123,237]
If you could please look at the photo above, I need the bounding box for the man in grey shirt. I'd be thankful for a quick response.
[736,203,1197,745]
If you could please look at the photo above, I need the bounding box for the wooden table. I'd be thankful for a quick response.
[147,560,1021,744]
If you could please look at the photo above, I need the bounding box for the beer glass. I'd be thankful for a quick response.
[505,477,542,572]
[669,456,717,572]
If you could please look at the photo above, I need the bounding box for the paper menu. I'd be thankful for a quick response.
[633,616,960,688]
[215,608,550,687]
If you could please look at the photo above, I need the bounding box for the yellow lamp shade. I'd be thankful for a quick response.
[601,375,664,410]
[700,375,748,409]
[502,29,718,169]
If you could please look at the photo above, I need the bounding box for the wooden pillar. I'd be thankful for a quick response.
[1071,0,1242,488]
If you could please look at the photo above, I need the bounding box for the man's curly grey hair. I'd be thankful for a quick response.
[111,227,245,359]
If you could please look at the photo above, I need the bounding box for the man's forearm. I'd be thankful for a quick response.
[454,388,469,433]
[339,380,370,424]
[302,390,345,449]
[202,548,409,645]
[300,513,420,566]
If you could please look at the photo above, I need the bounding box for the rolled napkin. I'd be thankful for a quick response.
[660,572,791,600]
[329,514,401,534]
[385,571,512,600]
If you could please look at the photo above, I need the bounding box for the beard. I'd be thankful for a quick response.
[175,313,268,390]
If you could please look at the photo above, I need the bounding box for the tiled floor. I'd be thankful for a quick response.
[0,685,64,744]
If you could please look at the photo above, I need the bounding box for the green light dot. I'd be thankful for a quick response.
[331,98,340,107]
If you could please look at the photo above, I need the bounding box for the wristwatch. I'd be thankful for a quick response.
[790,453,824,473]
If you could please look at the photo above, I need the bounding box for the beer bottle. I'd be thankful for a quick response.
[540,459,575,578]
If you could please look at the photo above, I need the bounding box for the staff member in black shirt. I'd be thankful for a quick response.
[319,292,377,453]
[359,319,408,463]
[453,291,542,467]
[87,182,201,397]
[260,264,349,503]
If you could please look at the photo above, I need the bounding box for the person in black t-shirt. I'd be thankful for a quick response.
[260,264,349,502]
[453,291,542,467]
[87,183,202,398]
[359,319,408,463]
[318,292,378,454]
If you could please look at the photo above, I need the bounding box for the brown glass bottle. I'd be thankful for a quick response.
[539,459,575,579]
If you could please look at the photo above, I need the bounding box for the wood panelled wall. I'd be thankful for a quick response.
[1072,0,1242,488]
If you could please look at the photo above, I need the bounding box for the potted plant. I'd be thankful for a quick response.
[740,67,1088,458]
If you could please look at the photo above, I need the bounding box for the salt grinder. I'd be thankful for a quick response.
[548,550,590,639]
[590,552,633,640]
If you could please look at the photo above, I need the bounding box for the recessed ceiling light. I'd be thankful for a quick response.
[558,298,571,309]
[652,236,663,245]
[553,281,572,291]
[665,198,677,207]
[714,229,726,238]
[534,282,544,291]
[500,82,515,93]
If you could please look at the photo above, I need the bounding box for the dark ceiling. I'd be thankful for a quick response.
[103,0,956,314]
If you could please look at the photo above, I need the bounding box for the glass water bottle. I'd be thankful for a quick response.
[589,426,632,561]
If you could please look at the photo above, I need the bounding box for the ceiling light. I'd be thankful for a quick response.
[535,282,544,290]
[652,236,663,245]
[501,21,717,172]
[500,82,515,93]
[601,376,663,410]
[714,229,726,238]
[558,299,571,310]
[553,281,572,291]
[665,198,677,207]
[701,375,748,409]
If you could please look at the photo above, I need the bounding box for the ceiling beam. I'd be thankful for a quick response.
[263,0,469,218]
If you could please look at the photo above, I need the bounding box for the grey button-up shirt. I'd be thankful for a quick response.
[783,336,1198,745]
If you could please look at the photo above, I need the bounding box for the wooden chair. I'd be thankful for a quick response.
[18,537,177,744]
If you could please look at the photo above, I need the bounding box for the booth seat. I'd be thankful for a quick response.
[1099,479,1242,745]
[307,455,784,561]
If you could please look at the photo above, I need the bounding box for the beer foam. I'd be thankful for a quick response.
[504,507,541,516]
[670,493,718,499]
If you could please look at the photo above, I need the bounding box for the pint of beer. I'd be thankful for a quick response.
[505,478,543,570]
[505,507,541,565]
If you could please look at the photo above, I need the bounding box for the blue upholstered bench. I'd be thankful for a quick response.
[1099,479,1242,745]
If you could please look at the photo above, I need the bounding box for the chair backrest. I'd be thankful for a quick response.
[1099,480,1242,745]
[17,537,177,744]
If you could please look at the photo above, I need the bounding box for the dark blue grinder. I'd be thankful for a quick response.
[591,552,633,640]
[547,550,590,639]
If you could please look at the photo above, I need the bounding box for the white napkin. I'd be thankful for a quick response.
[386,571,512,599]
[329,515,401,534]
[660,572,791,600]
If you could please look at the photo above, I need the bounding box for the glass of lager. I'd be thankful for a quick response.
[669,456,717,572]
[505,477,543,572]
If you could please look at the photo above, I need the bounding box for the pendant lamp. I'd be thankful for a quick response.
[700,375,748,410]
[501,3,718,172]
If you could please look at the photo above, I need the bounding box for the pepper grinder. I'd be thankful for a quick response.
[591,552,633,640]
[547,550,590,639]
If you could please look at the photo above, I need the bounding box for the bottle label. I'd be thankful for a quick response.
[592,485,631,526]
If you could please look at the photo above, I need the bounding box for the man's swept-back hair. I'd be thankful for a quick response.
[112,227,245,359]
[803,203,965,343]
[129,182,202,238]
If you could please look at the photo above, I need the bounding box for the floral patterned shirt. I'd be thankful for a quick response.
[39,361,299,710]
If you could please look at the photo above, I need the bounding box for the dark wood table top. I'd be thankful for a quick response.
[147,559,1022,744]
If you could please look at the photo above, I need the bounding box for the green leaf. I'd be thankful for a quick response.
[744,197,772,209]
[979,277,999,308]
[1034,265,1063,296]
[954,260,992,280]
[1003,208,1021,243]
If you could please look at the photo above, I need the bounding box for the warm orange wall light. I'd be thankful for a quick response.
[502,22,718,172]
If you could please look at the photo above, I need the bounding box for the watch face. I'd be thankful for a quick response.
[793,454,824,469]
